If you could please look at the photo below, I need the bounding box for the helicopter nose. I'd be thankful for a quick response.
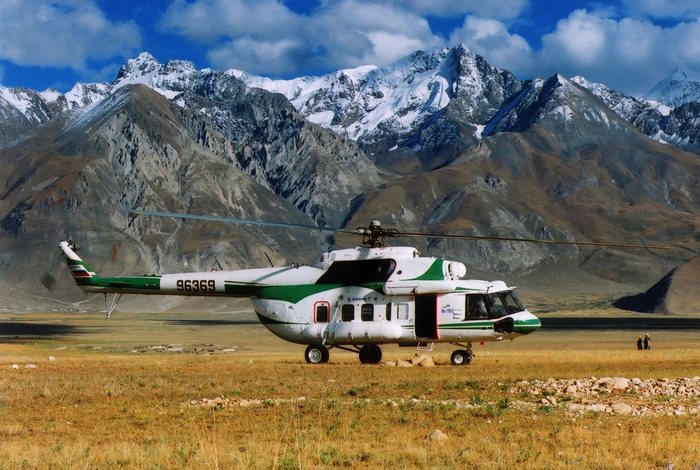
[513,312,541,335]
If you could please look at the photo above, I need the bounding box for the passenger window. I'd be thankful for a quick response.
[316,304,329,323]
[342,304,355,322]
[386,303,392,321]
[397,303,409,320]
[361,304,374,321]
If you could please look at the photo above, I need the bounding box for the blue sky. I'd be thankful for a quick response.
[1,0,700,96]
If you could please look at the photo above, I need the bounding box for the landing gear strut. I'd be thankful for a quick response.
[304,343,329,364]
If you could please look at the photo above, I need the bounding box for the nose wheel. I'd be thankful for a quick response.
[450,349,473,366]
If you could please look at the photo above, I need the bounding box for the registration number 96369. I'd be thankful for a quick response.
[176,279,216,292]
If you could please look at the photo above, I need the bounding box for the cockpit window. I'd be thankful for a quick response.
[466,291,524,320]
[316,259,396,284]
[501,291,524,314]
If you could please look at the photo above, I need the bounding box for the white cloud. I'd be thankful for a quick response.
[621,0,700,19]
[208,37,306,75]
[536,9,700,95]
[540,10,610,67]
[160,0,301,44]
[136,0,700,96]
[0,0,141,70]
[310,1,441,69]
[390,0,530,20]
[449,16,534,76]
[161,0,442,75]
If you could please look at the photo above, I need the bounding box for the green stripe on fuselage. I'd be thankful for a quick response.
[513,318,541,334]
[76,275,161,290]
[247,282,385,303]
[436,321,494,330]
[410,259,444,281]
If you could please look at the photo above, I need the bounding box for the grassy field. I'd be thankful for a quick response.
[1,309,699,469]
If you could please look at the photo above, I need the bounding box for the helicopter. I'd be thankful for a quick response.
[57,210,674,365]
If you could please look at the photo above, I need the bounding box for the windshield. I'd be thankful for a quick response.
[466,291,524,320]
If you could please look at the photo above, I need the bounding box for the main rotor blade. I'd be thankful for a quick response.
[129,210,357,235]
[396,231,676,249]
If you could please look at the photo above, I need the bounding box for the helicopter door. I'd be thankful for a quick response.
[414,294,438,339]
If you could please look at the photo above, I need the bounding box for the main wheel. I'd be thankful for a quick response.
[450,349,472,366]
[358,344,382,364]
[305,344,329,364]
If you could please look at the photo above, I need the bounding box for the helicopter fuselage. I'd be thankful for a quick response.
[61,241,540,363]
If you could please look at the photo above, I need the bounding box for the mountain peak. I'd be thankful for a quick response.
[114,52,161,84]
[645,67,700,107]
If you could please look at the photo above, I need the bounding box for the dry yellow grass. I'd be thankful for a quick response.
[1,310,699,468]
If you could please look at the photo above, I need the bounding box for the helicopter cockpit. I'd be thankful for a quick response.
[466,291,524,320]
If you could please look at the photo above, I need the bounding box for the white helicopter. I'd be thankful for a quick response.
[57,211,670,365]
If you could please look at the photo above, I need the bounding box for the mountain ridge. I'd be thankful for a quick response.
[1,45,699,311]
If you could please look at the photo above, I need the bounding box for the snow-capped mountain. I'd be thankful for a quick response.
[573,75,700,153]
[2,45,700,311]
[4,46,700,158]
[645,68,700,108]
[231,44,523,153]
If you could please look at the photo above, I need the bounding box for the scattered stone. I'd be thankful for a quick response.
[10,364,19,369]
[48,356,56,361]
[410,354,429,366]
[611,403,633,415]
[427,428,448,442]
[397,360,413,368]
[25,364,37,369]
[383,361,396,367]
[585,404,607,413]
[416,356,435,368]
[612,378,629,391]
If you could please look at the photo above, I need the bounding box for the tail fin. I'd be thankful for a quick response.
[59,240,97,282]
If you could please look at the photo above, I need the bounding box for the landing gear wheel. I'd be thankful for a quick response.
[305,344,329,364]
[359,344,382,364]
[450,349,473,366]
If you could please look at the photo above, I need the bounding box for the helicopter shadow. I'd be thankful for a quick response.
[0,321,90,342]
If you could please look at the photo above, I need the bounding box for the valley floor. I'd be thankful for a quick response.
[1,310,699,468]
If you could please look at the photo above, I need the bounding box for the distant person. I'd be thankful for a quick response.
[643,334,651,350]
[636,336,643,350]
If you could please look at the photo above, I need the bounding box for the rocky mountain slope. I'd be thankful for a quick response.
[572,76,700,154]
[0,78,378,309]
[1,46,699,311]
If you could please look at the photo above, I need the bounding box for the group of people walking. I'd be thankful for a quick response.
[636,334,651,350]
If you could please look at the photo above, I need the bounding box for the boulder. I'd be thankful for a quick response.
[416,356,435,367]
[427,429,448,442]
[410,354,429,365]
[612,378,630,391]
[611,403,634,415]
